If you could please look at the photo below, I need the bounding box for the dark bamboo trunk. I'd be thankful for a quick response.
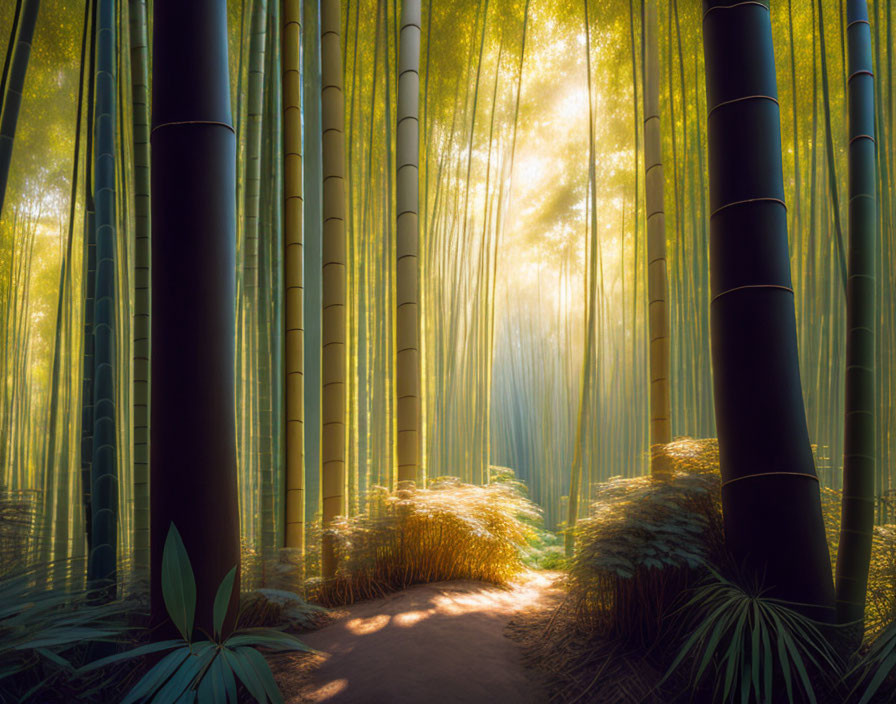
[79,0,98,557]
[835,0,877,629]
[87,0,118,590]
[702,0,835,621]
[151,0,241,638]
[0,0,39,220]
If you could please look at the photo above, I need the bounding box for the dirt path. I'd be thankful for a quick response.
[274,572,562,704]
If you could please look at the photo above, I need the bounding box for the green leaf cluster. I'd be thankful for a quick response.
[568,440,722,585]
[80,524,312,704]
[565,438,724,644]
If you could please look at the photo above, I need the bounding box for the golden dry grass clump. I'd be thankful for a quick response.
[567,438,723,645]
[312,474,541,606]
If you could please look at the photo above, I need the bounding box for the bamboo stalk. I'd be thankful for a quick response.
[703,0,836,621]
[642,0,671,473]
[835,0,877,630]
[396,0,421,485]
[320,0,347,579]
[0,0,39,220]
[282,0,305,556]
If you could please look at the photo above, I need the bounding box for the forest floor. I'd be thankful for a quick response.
[271,571,564,703]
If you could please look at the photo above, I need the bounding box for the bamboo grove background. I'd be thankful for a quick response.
[1,0,895,588]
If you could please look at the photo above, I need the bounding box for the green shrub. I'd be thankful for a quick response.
[522,531,566,571]
[560,438,896,701]
[567,438,723,645]
[239,589,329,631]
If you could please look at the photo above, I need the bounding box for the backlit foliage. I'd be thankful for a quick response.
[313,473,540,606]
[566,438,722,644]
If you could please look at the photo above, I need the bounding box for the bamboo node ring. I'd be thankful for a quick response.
[721,471,819,489]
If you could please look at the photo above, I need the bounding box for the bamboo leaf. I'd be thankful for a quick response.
[153,642,216,703]
[238,646,284,704]
[78,640,183,673]
[226,629,312,653]
[162,524,197,643]
[222,647,269,703]
[213,567,237,639]
[121,647,192,704]
[197,652,235,704]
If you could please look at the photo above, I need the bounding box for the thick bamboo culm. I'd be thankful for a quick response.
[151,0,241,636]
[702,0,835,621]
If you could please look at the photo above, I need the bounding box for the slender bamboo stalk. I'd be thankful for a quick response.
[87,0,118,591]
[835,0,877,630]
[0,1,23,115]
[79,0,98,555]
[303,0,323,530]
[128,0,151,580]
[396,0,421,485]
[642,0,671,473]
[0,0,39,220]
[252,0,279,574]
[819,0,849,290]
[565,0,599,556]
[320,0,347,579]
[282,0,305,554]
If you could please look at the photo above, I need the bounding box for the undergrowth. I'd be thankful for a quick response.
[661,570,844,704]
[543,438,896,703]
[0,487,35,572]
[312,472,541,606]
[566,438,723,647]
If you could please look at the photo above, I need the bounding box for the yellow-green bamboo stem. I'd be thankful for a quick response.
[282,0,304,554]
[320,0,347,579]
[396,0,421,485]
[642,0,671,473]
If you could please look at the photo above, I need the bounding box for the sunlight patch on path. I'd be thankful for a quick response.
[276,571,563,704]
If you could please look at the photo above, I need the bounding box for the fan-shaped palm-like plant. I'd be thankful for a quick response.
[662,571,843,704]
